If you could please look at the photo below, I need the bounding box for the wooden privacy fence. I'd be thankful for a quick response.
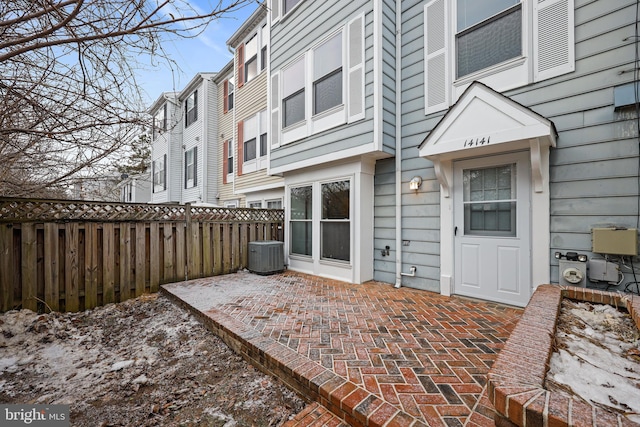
[0,198,284,313]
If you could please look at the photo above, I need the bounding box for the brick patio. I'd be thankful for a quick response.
[162,271,522,426]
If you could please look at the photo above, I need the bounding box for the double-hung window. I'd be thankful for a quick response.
[152,155,166,193]
[260,25,268,72]
[240,110,268,173]
[228,141,234,174]
[321,180,350,262]
[259,110,268,157]
[185,90,197,127]
[313,33,343,115]
[243,115,257,163]
[153,104,166,140]
[227,77,235,111]
[245,35,258,83]
[273,14,364,146]
[290,186,312,256]
[456,0,522,79]
[185,147,197,188]
[282,57,305,128]
[284,0,302,15]
[424,0,575,114]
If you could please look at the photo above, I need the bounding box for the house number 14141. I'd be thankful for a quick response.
[464,136,490,147]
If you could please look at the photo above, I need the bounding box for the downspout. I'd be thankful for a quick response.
[394,2,403,288]
[202,75,209,204]
[228,44,237,201]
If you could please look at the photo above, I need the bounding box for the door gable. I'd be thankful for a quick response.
[418,81,556,160]
[418,81,557,197]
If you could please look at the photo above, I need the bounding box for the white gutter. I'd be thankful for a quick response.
[394,2,402,288]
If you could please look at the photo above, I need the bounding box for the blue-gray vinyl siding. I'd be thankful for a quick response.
[381,0,397,153]
[372,0,639,291]
[270,0,397,169]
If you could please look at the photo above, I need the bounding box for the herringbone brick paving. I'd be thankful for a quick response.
[164,271,522,426]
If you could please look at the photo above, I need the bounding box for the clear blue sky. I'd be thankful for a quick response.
[137,1,259,105]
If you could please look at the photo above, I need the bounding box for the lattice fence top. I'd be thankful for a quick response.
[0,198,284,223]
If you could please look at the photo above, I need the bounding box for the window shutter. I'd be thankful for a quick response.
[347,13,365,123]
[163,154,167,190]
[194,90,198,122]
[223,80,229,113]
[237,121,244,176]
[424,0,449,115]
[184,151,188,189]
[193,148,198,186]
[270,0,280,25]
[222,140,228,184]
[270,71,280,146]
[237,44,245,88]
[534,0,574,82]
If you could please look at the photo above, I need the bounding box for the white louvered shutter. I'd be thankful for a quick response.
[270,71,280,146]
[424,0,449,115]
[347,13,365,123]
[534,0,575,82]
[270,0,280,25]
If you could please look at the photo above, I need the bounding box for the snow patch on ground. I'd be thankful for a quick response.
[546,299,640,423]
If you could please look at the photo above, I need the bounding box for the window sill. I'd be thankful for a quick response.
[319,258,352,268]
[289,253,313,261]
[453,56,527,88]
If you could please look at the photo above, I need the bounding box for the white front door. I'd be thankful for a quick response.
[453,152,531,307]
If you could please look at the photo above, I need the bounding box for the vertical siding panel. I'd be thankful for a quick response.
[84,224,98,309]
[202,223,213,276]
[102,223,115,304]
[163,223,175,282]
[43,223,59,312]
[213,223,223,275]
[20,224,37,312]
[64,223,79,312]
[119,224,131,301]
[175,223,186,280]
[149,222,160,292]
[222,223,231,273]
[135,223,146,296]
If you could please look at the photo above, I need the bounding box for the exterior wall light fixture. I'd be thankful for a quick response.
[409,176,422,191]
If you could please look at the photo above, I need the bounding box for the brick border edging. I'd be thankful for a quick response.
[487,284,640,427]
[160,286,428,427]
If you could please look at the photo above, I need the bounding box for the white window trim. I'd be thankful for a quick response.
[152,157,165,193]
[287,176,353,265]
[425,0,574,114]
[319,177,352,265]
[266,198,283,209]
[242,110,268,174]
[451,0,529,89]
[243,25,268,85]
[224,200,239,208]
[275,0,304,24]
[226,140,235,183]
[185,147,197,188]
[280,28,347,145]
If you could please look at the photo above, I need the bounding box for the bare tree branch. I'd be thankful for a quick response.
[0,0,258,198]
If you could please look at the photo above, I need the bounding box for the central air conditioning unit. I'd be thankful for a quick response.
[248,240,284,275]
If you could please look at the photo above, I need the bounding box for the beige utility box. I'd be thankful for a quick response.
[591,228,638,256]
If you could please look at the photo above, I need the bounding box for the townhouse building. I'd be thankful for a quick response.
[215,60,241,207]
[268,0,640,306]
[149,72,219,205]
[118,171,151,203]
[227,6,285,209]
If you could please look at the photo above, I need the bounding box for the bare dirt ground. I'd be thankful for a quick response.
[0,293,306,426]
